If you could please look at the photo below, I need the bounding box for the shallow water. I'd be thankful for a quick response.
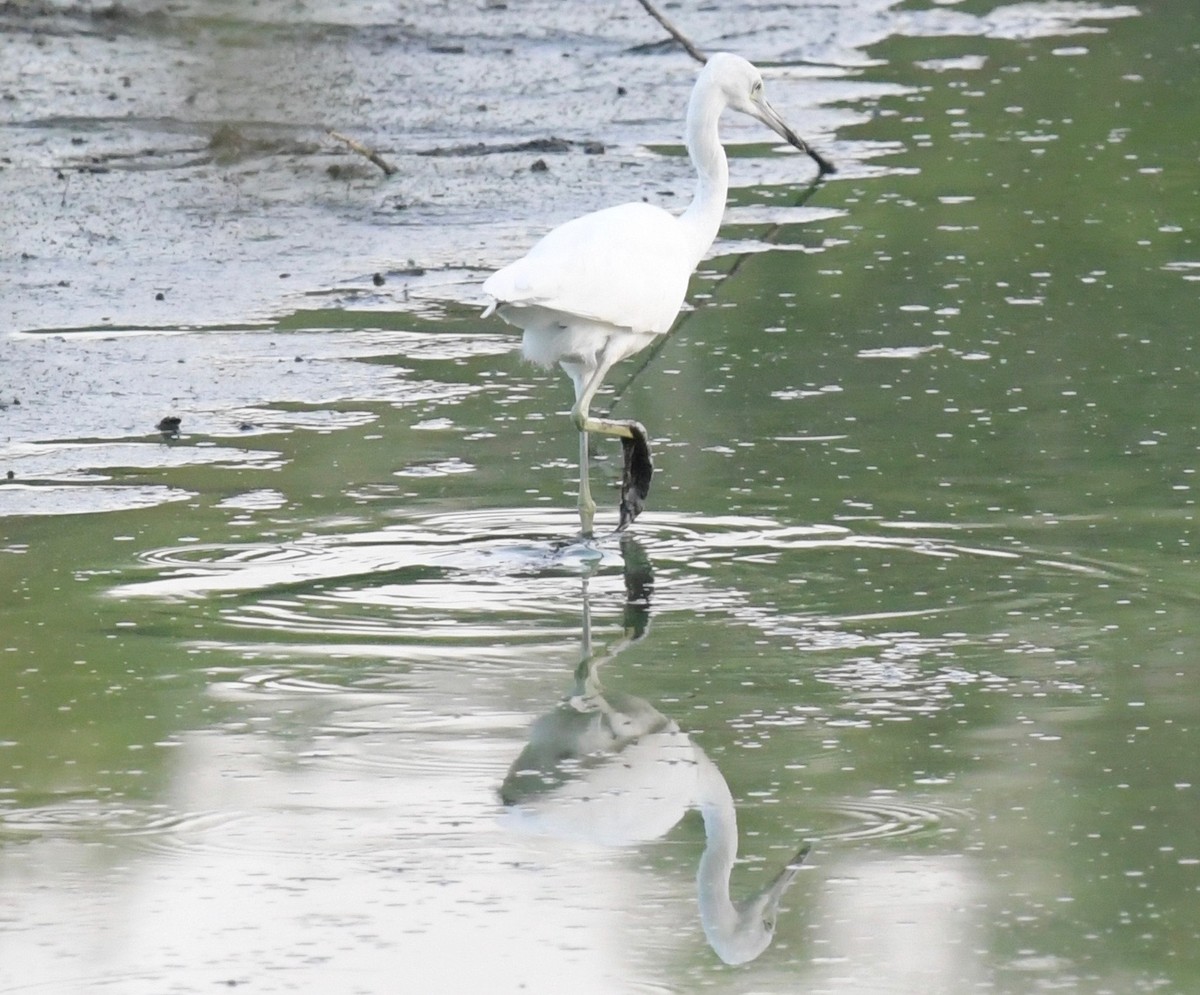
[2,1,1199,992]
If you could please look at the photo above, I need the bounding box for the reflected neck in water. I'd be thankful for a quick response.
[694,747,804,965]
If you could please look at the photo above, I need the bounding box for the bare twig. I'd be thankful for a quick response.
[634,0,707,64]
[327,130,398,176]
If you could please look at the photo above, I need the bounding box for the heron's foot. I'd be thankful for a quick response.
[617,422,653,531]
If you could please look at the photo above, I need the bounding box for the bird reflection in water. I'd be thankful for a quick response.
[499,538,810,965]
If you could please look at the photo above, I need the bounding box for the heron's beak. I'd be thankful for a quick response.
[744,843,811,927]
[754,98,836,176]
[763,843,811,899]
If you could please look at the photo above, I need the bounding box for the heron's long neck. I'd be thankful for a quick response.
[679,85,729,269]
[694,748,740,938]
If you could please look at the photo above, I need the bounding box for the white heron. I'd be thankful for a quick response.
[483,53,834,536]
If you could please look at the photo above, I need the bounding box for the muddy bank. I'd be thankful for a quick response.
[2,0,1137,333]
[2,0,869,335]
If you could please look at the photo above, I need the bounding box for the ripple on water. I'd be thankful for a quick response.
[820,793,971,844]
[119,504,1117,592]
[0,799,248,853]
[108,506,1133,661]
[115,506,611,601]
[644,512,1031,567]
[216,591,600,643]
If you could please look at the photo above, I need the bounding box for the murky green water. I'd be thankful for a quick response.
[2,1,1198,992]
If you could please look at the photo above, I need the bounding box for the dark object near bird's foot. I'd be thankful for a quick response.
[618,422,653,530]
[157,415,182,437]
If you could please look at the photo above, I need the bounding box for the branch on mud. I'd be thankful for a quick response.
[633,0,707,64]
[418,136,604,158]
[327,130,397,176]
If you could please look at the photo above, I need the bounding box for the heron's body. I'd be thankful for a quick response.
[483,53,833,535]
[487,202,696,336]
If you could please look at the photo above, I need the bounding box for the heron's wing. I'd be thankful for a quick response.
[483,202,694,335]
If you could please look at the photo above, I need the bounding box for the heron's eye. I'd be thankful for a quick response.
[752,80,763,96]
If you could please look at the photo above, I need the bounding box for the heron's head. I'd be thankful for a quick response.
[705,843,812,965]
[704,52,835,176]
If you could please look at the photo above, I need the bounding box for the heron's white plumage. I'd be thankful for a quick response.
[483,201,694,336]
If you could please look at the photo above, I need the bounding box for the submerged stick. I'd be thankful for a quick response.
[327,130,397,176]
[634,0,707,64]
[603,175,826,413]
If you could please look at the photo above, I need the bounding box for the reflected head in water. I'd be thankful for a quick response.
[499,541,811,964]
[483,53,833,538]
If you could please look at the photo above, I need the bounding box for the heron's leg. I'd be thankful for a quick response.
[578,428,596,537]
[569,353,618,538]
